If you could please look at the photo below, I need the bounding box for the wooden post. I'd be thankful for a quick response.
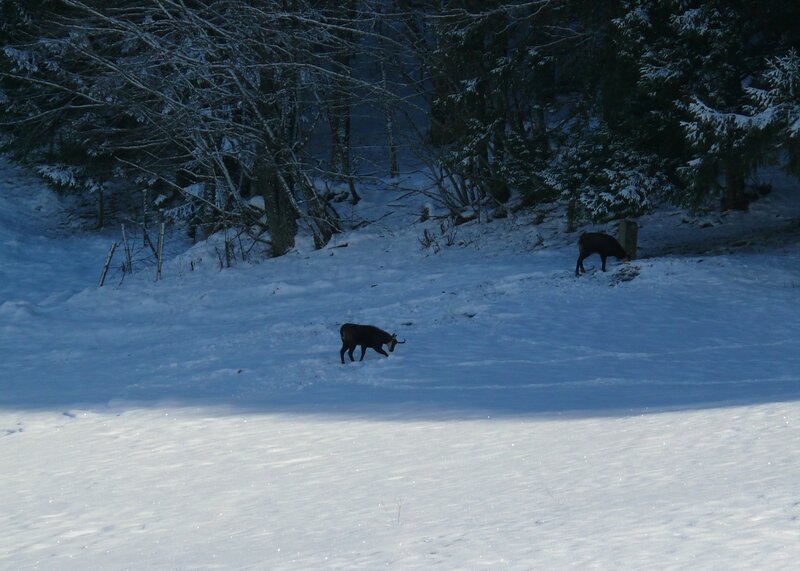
[121,223,132,273]
[617,219,638,259]
[98,242,118,287]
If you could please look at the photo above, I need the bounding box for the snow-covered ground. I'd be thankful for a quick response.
[2,157,800,569]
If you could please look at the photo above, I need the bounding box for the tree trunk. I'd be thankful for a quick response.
[722,156,747,211]
[429,74,458,145]
[566,195,578,233]
[381,57,399,179]
[255,159,298,257]
[96,187,105,229]
[617,219,638,259]
[327,0,360,205]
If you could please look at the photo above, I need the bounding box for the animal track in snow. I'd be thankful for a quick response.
[2,424,23,437]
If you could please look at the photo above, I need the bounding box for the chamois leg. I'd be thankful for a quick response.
[359,346,367,361]
[375,347,389,357]
[601,255,608,271]
[347,346,356,362]
[576,253,588,276]
[340,344,347,364]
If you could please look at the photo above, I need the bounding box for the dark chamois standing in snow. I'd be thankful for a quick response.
[575,232,629,276]
[339,323,405,364]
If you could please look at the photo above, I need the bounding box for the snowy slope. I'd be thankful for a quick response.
[2,156,800,569]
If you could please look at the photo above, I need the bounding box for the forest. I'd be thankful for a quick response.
[4,4,800,567]
[2,0,799,255]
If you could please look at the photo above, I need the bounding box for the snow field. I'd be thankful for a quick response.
[2,157,800,568]
[2,405,798,569]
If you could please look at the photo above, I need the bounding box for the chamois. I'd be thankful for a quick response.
[339,323,405,364]
[576,232,628,276]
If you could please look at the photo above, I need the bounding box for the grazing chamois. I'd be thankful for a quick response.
[576,232,629,276]
[339,323,405,364]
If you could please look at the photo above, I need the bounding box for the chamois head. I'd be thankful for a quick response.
[387,334,406,352]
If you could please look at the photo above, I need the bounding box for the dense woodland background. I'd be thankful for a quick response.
[2,1,799,256]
